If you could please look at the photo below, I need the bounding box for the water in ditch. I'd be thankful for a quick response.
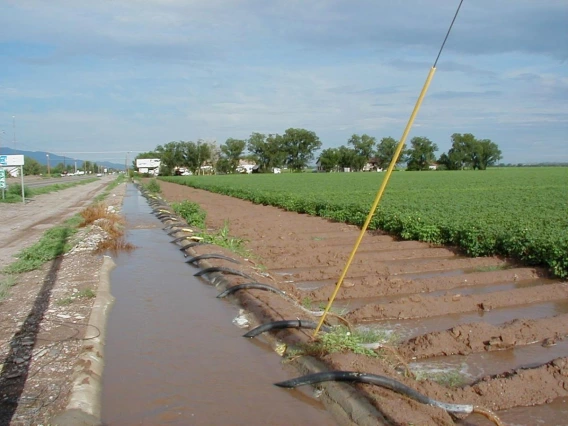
[100,185,336,425]
[409,339,568,384]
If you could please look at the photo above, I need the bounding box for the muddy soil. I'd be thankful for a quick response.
[158,180,568,426]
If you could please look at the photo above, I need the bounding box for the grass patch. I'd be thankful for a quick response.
[172,200,207,228]
[56,297,75,306]
[1,178,99,203]
[77,288,96,298]
[473,264,509,272]
[3,224,78,274]
[0,275,17,302]
[56,288,97,306]
[413,367,468,388]
[196,221,249,256]
[143,178,162,194]
[287,326,385,359]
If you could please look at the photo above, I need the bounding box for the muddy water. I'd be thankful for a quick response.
[410,339,568,383]
[368,300,568,340]
[101,185,336,425]
[458,396,568,426]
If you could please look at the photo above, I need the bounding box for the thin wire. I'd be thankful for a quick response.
[313,0,465,336]
[434,0,464,67]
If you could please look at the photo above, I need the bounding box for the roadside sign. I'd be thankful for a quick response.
[0,155,25,167]
[0,169,5,189]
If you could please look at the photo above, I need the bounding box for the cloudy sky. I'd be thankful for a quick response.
[0,0,566,165]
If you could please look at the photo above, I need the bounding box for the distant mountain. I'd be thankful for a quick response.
[0,147,125,170]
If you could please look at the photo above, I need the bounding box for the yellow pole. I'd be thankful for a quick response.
[313,66,437,335]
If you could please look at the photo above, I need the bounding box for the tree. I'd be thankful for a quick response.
[337,145,357,171]
[280,128,322,171]
[375,137,399,169]
[247,132,286,172]
[471,139,502,170]
[220,138,246,173]
[347,134,376,171]
[439,134,502,170]
[156,142,185,175]
[405,137,438,171]
[317,148,340,172]
[23,156,41,175]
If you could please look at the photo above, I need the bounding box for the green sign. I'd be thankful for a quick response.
[0,169,5,189]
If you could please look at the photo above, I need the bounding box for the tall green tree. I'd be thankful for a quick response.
[23,156,42,175]
[220,138,246,173]
[375,137,399,169]
[405,137,438,171]
[347,134,376,171]
[317,148,341,172]
[280,128,322,171]
[439,134,502,170]
[471,139,502,170]
[247,132,286,172]
[337,145,357,171]
[156,142,185,175]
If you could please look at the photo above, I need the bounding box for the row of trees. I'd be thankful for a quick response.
[317,133,502,172]
[137,131,502,176]
[20,157,104,176]
[137,128,322,175]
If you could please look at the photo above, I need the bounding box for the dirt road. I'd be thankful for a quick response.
[0,178,123,426]
[0,177,113,269]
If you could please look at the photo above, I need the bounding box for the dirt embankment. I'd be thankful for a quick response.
[157,180,568,426]
[0,179,125,426]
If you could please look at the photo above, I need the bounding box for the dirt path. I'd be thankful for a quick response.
[158,180,568,426]
[0,179,125,426]
[0,177,113,269]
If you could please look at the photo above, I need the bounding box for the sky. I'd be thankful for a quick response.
[0,0,567,165]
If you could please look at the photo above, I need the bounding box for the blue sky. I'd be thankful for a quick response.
[0,0,566,165]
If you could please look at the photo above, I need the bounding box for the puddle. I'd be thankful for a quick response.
[368,300,568,341]
[427,277,556,298]
[101,185,337,425]
[409,339,568,384]
[397,268,466,281]
[457,396,568,426]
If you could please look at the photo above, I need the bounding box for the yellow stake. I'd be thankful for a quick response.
[313,66,437,336]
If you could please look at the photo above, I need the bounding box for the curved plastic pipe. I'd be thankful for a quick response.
[179,242,209,251]
[244,320,330,338]
[170,236,191,244]
[217,283,287,299]
[163,223,184,231]
[186,253,240,265]
[194,267,254,281]
[274,371,473,414]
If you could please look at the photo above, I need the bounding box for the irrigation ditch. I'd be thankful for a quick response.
[136,178,568,426]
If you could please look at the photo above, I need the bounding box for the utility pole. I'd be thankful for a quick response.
[46,154,50,177]
[12,116,15,151]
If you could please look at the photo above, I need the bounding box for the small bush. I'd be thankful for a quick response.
[8,183,33,198]
[172,200,206,228]
[144,179,161,193]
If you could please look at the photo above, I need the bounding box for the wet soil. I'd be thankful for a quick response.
[158,180,568,426]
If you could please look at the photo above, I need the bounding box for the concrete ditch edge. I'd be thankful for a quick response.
[49,255,116,426]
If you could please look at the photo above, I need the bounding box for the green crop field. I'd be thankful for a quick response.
[160,168,568,278]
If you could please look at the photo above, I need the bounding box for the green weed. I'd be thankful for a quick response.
[0,275,17,302]
[3,225,77,274]
[172,200,206,228]
[414,368,467,388]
